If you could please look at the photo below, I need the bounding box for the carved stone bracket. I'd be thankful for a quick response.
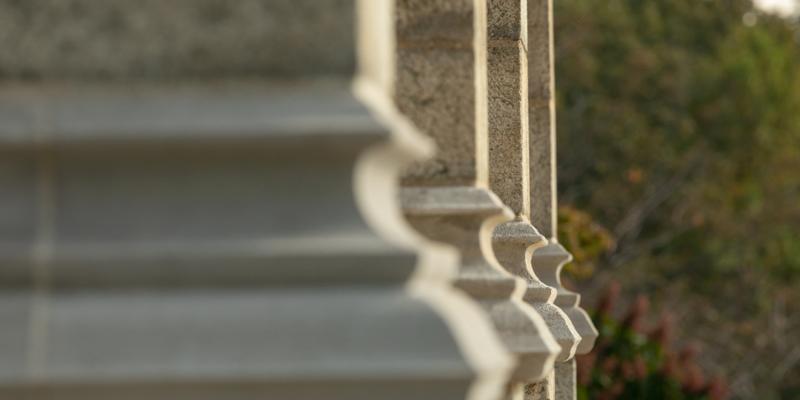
[534,242,598,355]
[403,186,560,386]
[526,0,598,359]
[492,220,580,362]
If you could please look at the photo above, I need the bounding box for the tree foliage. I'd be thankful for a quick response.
[556,0,800,284]
[554,1,800,397]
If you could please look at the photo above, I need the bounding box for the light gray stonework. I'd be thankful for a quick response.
[526,0,598,398]
[402,186,560,386]
[0,0,515,399]
[0,0,355,80]
[527,0,557,239]
[0,80,512,399]
[397,0,485,186]
[0,0,595,398]
[492,221,580,362]
[487,0,530,214]
[526,370,556,400]
[485,0,579,377]
[554,360,579,400]
[396,2,564,399]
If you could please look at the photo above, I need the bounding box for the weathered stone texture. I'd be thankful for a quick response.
[397,0,482,185]
[527,0,556,237]
[488,0,530,215]
[525,1,597,397]
[0,0,596,397]
[489,0,526,40]
[554,360,577,400]
[525,370,555,400]
[0,0,355,80]
[396,0,476,42]
[396,49,478,185]
[401,185,559,389]
[0,2,519,399]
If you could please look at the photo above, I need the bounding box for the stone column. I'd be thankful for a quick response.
[397,1,561,399]
[0,1,512,399]
[527,0,599,399]
[484,0,581,396]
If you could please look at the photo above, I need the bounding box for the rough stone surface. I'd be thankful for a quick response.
[554,360,577,400]
[487,2,526,224]
[488,0,526,40]
[525,1,597,397]
[0,292,29,379]
[534,242,599,355]
[396,49,478,185]
[486,0,580,382]
[0,0,355,81]
[0,0,593,397]
[0,153,36,247]
[526,0,553,105]
[525,370,555,400]
[396,0,476,42]
[527,0,556,237]
[397,0,483,185]
[0,2,518,399]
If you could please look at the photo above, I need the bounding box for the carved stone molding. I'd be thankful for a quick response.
[533,242,598,355]
[492,220,579,362]
[0,1,514,399]
[526,0,598,398]
[485,0,579,366]
[403,186,560,386]
[526,0,598,360]
[395,0,562,397]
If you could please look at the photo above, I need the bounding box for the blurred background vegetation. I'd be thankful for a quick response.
[553,0,800,398]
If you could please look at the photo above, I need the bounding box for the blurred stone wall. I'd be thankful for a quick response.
[0,0,355,80]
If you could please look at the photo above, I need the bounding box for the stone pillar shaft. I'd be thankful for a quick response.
[526,0,599,398]
[528,0,558,239]
[398,1,561,397]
